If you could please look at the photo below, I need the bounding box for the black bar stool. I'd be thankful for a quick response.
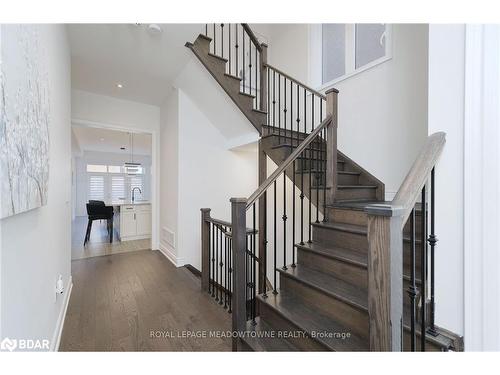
[84,201,114,245]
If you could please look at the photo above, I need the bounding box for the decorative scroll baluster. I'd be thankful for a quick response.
[273,180,277,294]
[278,74,281,143]
[252,203,257,325]
[420,186,427,351]
[283,78,287,145]
[235,25,239,78]
[282,170,288,270]
[407,208,418,351]
[427,167,438,336]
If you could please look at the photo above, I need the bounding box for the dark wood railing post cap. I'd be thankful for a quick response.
[365,204,405,217]
[230,197,248,204]
[200,208,211,213]
[325,87,339,94]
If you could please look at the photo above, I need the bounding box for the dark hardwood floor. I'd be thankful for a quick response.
[60,250,232,351]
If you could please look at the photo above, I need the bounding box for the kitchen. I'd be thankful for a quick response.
[71,126,153,259]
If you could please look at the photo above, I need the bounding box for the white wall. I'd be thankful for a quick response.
[0,25,71,350]
[74,151,152,217]
[159,88,258,269]
[427,24,465,339]
[71,89,161,249]
[264,24,429,198]
[159,88,179,264]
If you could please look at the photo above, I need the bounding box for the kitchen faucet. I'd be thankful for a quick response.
[132,187,142,203]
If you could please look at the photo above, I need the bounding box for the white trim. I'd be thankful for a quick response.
[464,24,500,351]
[71,118,160,251]
[158,242,184,267]
[52,276,73,351]
[384,190,397,201]
[309,24,393,92]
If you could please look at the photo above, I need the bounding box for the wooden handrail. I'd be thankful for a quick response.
[241,23,263,51]
[246,115,333,209]
[391,132,446,226]
[205,216,257,235]
[264,63,327,100]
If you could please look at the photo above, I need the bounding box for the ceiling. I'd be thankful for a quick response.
[72,126,152,156]
[68,24,203,105]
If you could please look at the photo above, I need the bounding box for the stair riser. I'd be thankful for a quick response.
[205,54,227,76]
[329,208,424,237]
[336,188,377,201]
[338,173,360,185]
[193,37,211,54]
[313,226,368,252]
[258,303,329,351]
[297,248,368,289]
[280,275,369,340]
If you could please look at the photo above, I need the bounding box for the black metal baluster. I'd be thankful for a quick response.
[245,234,249,317]
[278,74,281,143]
[322,103,327,222]
[316,98,321,224]
[228,237,232,313]
[262,191,268,298]
[407,209,417,351]
[235,25,239,79]
[252,203,257,325]
[249,40,252,99]
[282,77,287,145]
[308,91,312,242]
[213,24,216,55]
[420,186,427,351]
[224,233,228,309]
[242,32,245,93]
[296,84,300,150]
[290,80,293,146]
[282,171,288,270]
[215,225,219,301]
[267,68,270,128]
[228,24,231,75]
[205,24,208,36]
[427,168,438,336]
[221,24,224,60]
[272,70,276,131]
[209,222,213,295]
[219,227,227,305]
[292,87,297,267]
[255,45,258,109]
[273,180,277,294]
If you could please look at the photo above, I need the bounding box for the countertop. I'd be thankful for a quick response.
[107,201,151,207]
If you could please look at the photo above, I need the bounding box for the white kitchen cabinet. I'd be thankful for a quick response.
[118,204,151,241]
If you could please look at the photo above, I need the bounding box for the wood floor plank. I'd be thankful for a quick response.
[60,250,232,351]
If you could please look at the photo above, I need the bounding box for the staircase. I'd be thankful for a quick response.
[190,24,463,352]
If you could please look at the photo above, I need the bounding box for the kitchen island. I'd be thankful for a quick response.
[110,201,151,242]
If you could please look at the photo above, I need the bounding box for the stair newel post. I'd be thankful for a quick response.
[200,208,212,292]
[260,43,268,116]
[230,197,248,350]
[365,205,404,351]
[325,88,339,208]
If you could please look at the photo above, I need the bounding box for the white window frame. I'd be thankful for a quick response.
[309,24,393,91]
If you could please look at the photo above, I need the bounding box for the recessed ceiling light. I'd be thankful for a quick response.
[117,83,123,89]
[148,24,163,34]
[100,138,105,142]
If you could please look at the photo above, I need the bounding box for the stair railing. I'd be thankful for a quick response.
[364,132,446,351]
[204,23,267,113]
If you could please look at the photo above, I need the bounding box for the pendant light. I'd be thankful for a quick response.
[123,133,142,174]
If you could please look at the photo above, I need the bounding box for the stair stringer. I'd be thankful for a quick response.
[185,34,266,133]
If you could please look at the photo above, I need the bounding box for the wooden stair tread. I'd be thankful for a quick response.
[224,72,241,81]
[239,91,255,99]
[242,317,299,351]
[207,52,228,63]
[312,221,367,235]
[277,264,368,311]
[328,200,388,211]
[295,242,367,268]
[258,290,368,351]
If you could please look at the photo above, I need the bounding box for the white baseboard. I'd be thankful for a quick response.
[52,276,73,351]
[158,242,184,267]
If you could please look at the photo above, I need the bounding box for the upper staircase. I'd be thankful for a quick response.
[189,23,463,352]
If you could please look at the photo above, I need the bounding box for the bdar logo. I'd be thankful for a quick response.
[0,337,17,352]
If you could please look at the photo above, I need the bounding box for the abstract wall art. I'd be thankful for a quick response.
[0,25,51,219]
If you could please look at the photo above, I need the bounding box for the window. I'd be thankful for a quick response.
[111,176,126,201]
[88,175,105,201]
[86,164,107,173]
[311,24,392,88]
